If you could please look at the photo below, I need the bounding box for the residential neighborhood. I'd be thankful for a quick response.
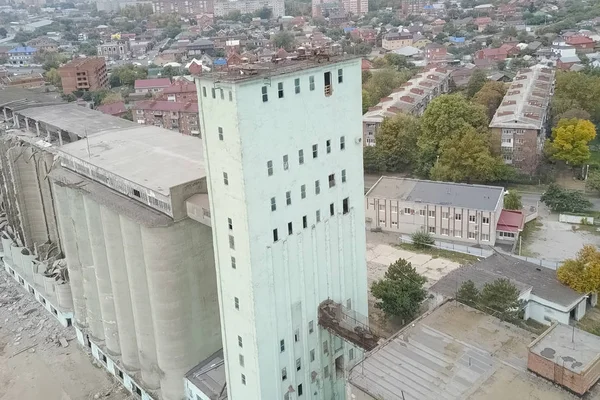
[2,0,600,400]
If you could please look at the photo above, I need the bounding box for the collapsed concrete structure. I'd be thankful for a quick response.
[0,88,222,400]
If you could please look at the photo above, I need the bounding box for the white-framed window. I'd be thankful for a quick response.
[309,75,315,91]
[481,233,490,241]
[234,297,239,309]
[283,155,289,170]
[241,374,246,385]
[454,230,462,238]
[315,180,320,194]
[391,221,398,227]
[267,160,273,176]
[468,231,476,239]
[469,215,476,222]
[428,226,435,234]
[342,169,346,183]
[312,144,318,158]
[271,197,276,211]
[455,214,462,221]
[442,212,449,219]
[482,216,490,224]
[441,228,449,235]
[428,210,435,218]
[286,191,291,205]
[419,209,426,216]
[404,207,412,214]
[278,82,284,98]
[391,205,398,213]
[301,185,306,199]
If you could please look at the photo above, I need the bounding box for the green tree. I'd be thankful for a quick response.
[550,118,597,165]
[44,68,61,88]
[503,191,522,210]
[417,94,488,176]
[272,31,296,51]
[541,183,593,213]
[478,278,522,322]
[429,127,505,183]
[163,24,182,39]
[472,81,506,121]
[0,27,7,38]
[110,64,148,87]
[557,245,600,293]
[466,69,488,98]
[78,42,98,56]
[371,258,427,321]
[362,69,412,110]
[100,92,123,105]
[456,280,479,308]
[160,66,180,78]
[375,113,420,172]
[363,146,385,173]
[410,231,434,249]
[586,170,600,193]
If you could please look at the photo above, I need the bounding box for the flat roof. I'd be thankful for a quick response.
[530,324,600,374]
[186,349,227,400]
[349,301,576,400]
[58,125,206,196]
[197,54,358,83]
[430,254,583,308]
[366,177,503,211]
[0,87,64,110]
[17,103,135,137]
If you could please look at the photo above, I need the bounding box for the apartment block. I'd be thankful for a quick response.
[382,32,413,51]
[195,56,368,400]
[362,66,451,146]
[152,0,214,14]
[365,177,505,245]
[58,57,109,94]
[132,100,200,135]
[490,65,555,173]
[214,0,284,17]
[156,80,198,103]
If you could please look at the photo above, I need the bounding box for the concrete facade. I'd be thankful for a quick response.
[365,177,504,245]
[213,0,284,17]
[196,57,368,400]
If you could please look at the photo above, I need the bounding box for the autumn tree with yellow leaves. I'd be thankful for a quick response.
[557,245,600,293]
[549,118,597,166]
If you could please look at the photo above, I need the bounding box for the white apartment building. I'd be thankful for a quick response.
[195,57,368,400]
[362,66,451,147]
[214,0,284,17]
[365,177,505,246]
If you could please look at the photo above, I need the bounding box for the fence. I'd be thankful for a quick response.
[398,234,494,258]
[399,234,563,270]
[559,214,594,225]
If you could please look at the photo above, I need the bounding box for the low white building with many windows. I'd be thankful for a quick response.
[365,177,506,245]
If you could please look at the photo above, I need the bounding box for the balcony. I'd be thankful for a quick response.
[318,300,380,351]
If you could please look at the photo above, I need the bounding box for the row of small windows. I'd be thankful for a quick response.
[201,86,234,101]
[397,207,490,223]
[269,171,346,212]
[267,137,346,176]
[272,198,350,243]
[262,69,343,102]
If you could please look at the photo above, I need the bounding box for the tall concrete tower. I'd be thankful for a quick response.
[196,56,369,400]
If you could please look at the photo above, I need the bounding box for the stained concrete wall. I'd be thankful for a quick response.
[52,183,221,400]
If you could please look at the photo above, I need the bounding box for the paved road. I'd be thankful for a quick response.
[519,191,600,211]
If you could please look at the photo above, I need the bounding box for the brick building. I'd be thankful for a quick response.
[132,100,200,136]
[566,35,596,53]
[58,57,109,94]
[134,78,172,94]
[489,65,555,173]
[528,323,600,396]
[424,42,448,64]
[155,80,198,102]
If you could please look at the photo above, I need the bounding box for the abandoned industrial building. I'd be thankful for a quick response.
[0,56,370,400]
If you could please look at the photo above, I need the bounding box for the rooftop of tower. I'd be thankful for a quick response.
[197,53,358,83]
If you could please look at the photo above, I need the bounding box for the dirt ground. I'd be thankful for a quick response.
[0,272,130,400]
[522,205,600,261]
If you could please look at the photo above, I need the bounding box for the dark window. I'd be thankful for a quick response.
[343,198,349,214]
[133,189,141,197]
[312,144,318,158]
[338,68,343,83]
[324,72,332,96]
[262,86,268,102]
[330,203,334,216]
[202,87,207,97]
[303,215,307,228]
[299,149,304,164]
[342,169,346,183]
[295,78,300,94]
[218,126,223,140]
[329,173,335,188]
[340,136,345,150]
[211,88,216,98]
[298,384,303,396]
[288,222,293,235]
[326,139,331,153]
[273,229,279,242]
[278,82,284,98]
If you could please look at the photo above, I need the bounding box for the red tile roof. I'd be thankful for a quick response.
[497,209,525,232]
[134,78,171,90]
[566,36,594,45]
[96,101,126,116]
[133,100,198,113]
[161,80,197,94]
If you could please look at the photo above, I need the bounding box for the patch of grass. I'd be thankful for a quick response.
[573,224,600,236]
[519,318,548,335]
[576,308,600,337]
[396,242,479,265]
[518,220,543,257]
